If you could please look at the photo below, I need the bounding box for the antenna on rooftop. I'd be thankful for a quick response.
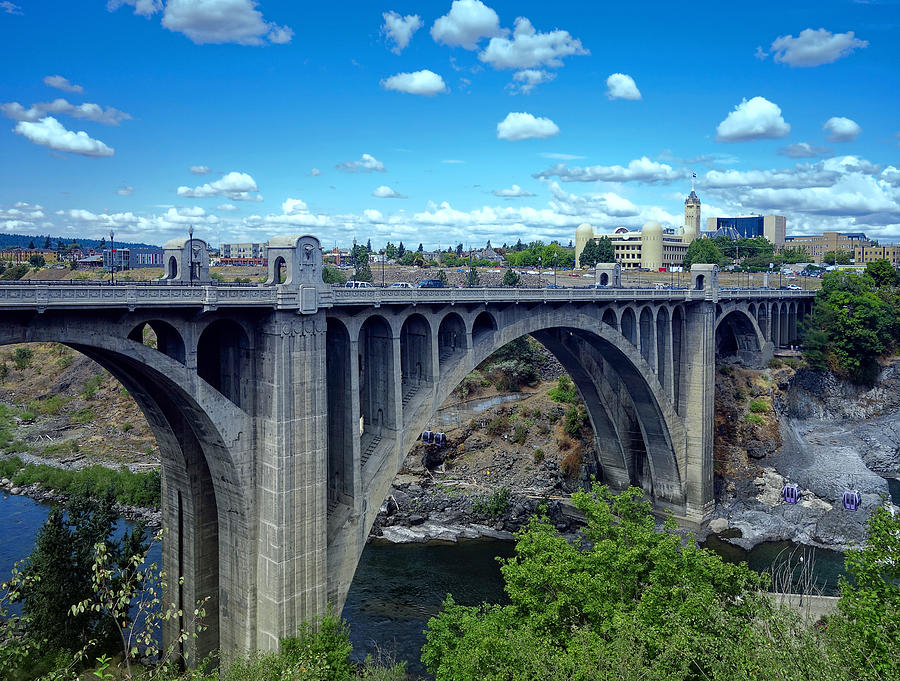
[690,169,696,193]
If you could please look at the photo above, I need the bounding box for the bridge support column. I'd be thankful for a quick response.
[680,303,715,525]
[254,312,328,650]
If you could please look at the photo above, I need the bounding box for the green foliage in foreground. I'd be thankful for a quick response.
[802,263,900,384]
[547,374,578,404]
[422,485,900,681]
[0,457,160,508]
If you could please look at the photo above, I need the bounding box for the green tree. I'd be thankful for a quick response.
[397,242,406,258]
[456,243,463,257]
[826,507,900,680]
[365,238,371,252]
[99,237,106,249]
[16,496,148,654]
[579,239,601,269]
[354,259,372,282]
[866,259,899,287]
[417,243,424,252]
[683,238,723,268]
[384,242,397,260]
[422,485,771,681]
[502,268,521,287]
[436,269,448,285]
[596,236,615,263]
[322,266,346,284]
[824,251,837,265]
[29,254,45,268]
[43,236,51,249]
[465,267,480,287]
[27,240,35,249]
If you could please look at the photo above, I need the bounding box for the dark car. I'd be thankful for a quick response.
[416,279,445,288]
[545,284,564,289]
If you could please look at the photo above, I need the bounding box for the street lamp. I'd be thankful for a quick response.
[109,230,115,284]
[382,248,385,288]
[554,251,558,287]
[537,256,542,287]
[189,225,194,286]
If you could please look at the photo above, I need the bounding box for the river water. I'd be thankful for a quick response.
[0,492,862,676]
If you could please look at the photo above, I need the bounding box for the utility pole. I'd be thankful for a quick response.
[189,225,194,286]
[554,251,558,287]
[382,248,385,288]
[109,230,115,285]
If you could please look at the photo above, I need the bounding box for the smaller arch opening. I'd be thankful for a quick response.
[274,256,287,285]
[602,308,617,330]
[438,313,466,369]
[639,307,654,364]
[695,274,705,290]
[472,312,496,344]
[167,256,178,279]
[599,272,609,286]
[197,319,251,408]
[716,311,760,362]
[127,320,186,364]
[620,307,637,347]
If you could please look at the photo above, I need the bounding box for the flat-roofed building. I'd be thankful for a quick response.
[854,244,900,267]
[705,215,786,248]
[783,232,870,263]
[221,242,267,259]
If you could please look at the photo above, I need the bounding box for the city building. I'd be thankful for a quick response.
[575,189,698,270]
[783,232,870,263]
[854,244,900,267]
[0,247,60,264]
[103,247,164,270]
[704,215,786,248]
[221,242,267,259]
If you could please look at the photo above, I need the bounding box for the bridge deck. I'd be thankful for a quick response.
[0,282,815,311]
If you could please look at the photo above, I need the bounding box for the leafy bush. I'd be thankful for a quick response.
[745,414,764,424]
[748,399,770,414]
[560,446,583,479]
[512,423,527,445]
[73,408,95,423]
[11,463,160,507]
[13,347,33,370]
[532,448,545,463]
[81,375,104,399]
[56,354,73,370]
[472,487,510,518]
[564,405,587,436]
[548,375,578,404]
[322,266,346,284]
[0,264,30,280]
[121,422,133,432]
[485,415,510,436]
[27,395,67,416]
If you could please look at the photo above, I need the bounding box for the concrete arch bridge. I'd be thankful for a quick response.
[0,235,813,663]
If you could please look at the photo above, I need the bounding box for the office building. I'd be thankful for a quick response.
[783,232,870,263]
[705,215,786,248]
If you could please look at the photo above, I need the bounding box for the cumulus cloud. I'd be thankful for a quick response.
[177,171,261,200]
[13,117,114,157]
[759,28,868,67]
[190,165,211,175]
[778,142,833,158]
[715,96,790,142]
[492,184,535,198]
[310,168,322,176]
[1,99,131,125]
[381,70,448,96]
[116,186,134,196]
[382,11,422,54]
[605,73,641,100]
[534,156,679,183]
[282,198,308,214]
[497,112,559,141]
[702,165,840,190]
[1,2,23,15]
[823,116,861,142]
[479,17,588,70]
[110,0,293,45]
[507,69,555,94]
[372,185,407,198]
[431,0,504,49]
[363,208,384,222]
[335,153,386,173]
[43,75,83,93]
[217,203,237,211]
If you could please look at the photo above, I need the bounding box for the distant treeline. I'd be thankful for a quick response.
[0,232,157,251]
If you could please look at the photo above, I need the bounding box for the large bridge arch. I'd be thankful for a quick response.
[714,303,771,365]
[0,320,255,665]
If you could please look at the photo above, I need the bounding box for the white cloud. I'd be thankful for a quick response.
[363,208,384,222]
[777,142,833,158]
[823,116,861,142]
[442,159,465,164]
[479,17,588,70]
[1,2,23,15]
[116,186,134,196]
[761,28,868,67]
[335,153,386,173]
[282,198,307,214]
[106,0,162,17]
[431,0,504,49]
[177,171,261,200]
[497,112,559,141]
[507,69,555,94]
[382,70,448,96]
[1,98,131,125]
[216,203,237,211]
[125,0,295,45]
[492,184,535,198]
[43,75,83,93]
[14,117,114,157]
[534,156,679,183]
[310,168,322,176]
[382,11,422,54]
[702,165,840,190]
[605,73,641,100]
[372,185,407,198]
[715,96,790,142]
[190,165,211,175]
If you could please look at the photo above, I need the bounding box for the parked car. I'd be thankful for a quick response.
[586,284,607,289]
[545,284,564,289]
[390,282,413,289]
[345,280,373,289]
[786,284,801,290]
[416,279,445,288]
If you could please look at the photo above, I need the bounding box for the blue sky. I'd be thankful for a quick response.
[1,0,898,248]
